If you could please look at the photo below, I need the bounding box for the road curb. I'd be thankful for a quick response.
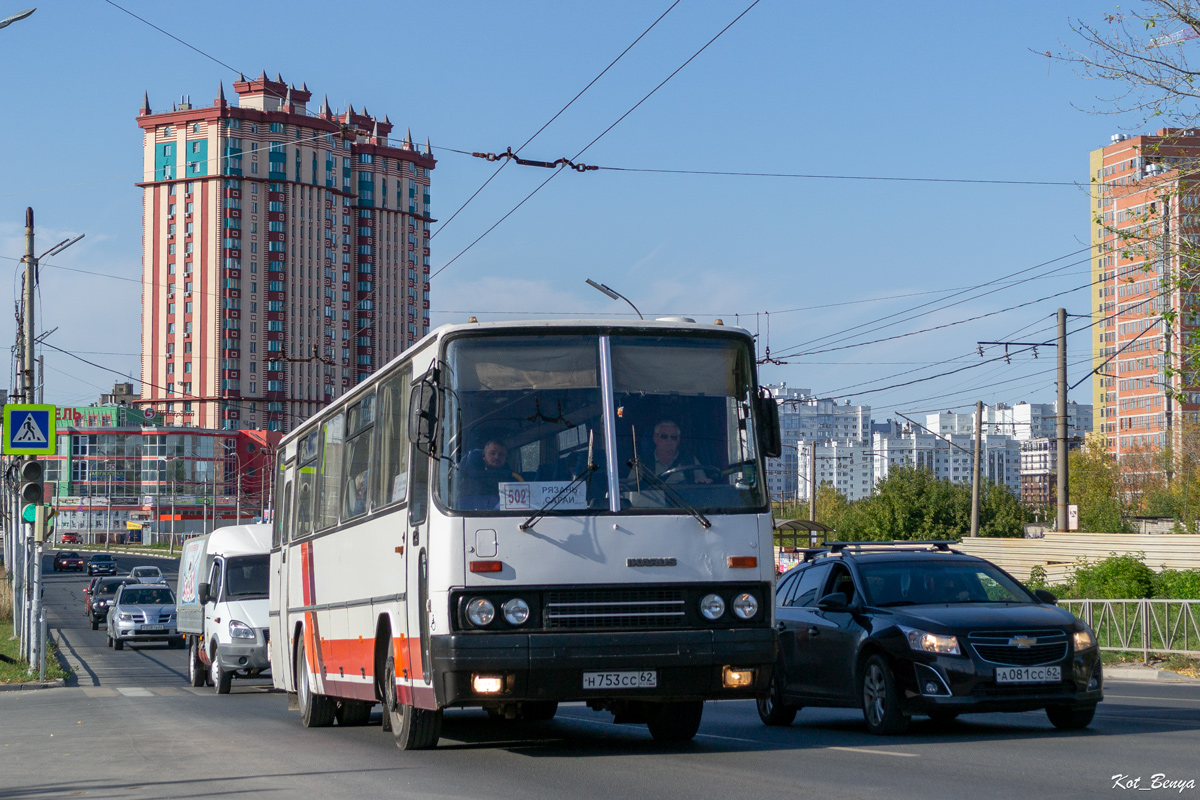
[1105,666,1200,683]
[0,678,65,692]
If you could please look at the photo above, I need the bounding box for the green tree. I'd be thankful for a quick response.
[1069,444,1131,532]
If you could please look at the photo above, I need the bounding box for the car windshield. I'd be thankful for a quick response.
[224,555,269,598]
[858,559,1034,606]
[121,588,174,605]
[435,332,767,515]
[61,552,80,558]
[132,568,160,577]
[92,555,114,562]
[97,582,126,596]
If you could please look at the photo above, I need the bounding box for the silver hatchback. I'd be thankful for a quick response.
[106,584,181,650]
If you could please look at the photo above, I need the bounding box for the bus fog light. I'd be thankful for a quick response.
[723,666,755,688]
[732,592,759,620]
[472,674,504,694]
[467,598,495,627]
[502,598,530,626]
[700,594,726,620]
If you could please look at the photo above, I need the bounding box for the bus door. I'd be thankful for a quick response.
[406,441,433,706]
[272,462,294,684]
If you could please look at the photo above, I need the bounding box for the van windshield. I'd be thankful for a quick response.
[224,555,270,598]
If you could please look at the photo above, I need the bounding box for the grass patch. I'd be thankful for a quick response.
[1100,650,1200,677]
[0,566,70,684]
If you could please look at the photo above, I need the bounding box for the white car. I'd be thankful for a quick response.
[130,566,168,585]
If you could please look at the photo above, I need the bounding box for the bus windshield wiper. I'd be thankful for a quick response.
[627,451,711,530]
[520,431,596,532]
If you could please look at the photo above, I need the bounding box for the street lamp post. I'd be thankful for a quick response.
[585,279,643,319]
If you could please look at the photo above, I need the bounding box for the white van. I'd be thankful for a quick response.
[176,524,272,694]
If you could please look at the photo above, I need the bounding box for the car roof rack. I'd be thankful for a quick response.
[802,540,963,561]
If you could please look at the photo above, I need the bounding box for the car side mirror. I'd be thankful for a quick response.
[1034,588,1058,606]
[816,591,850,611]
[198,582,210,605]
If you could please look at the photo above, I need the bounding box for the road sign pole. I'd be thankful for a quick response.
[22,208,45,677]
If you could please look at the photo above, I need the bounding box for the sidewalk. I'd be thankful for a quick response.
[1105,664,1200,683]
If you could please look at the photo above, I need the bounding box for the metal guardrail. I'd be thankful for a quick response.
[1061,599,1200,662]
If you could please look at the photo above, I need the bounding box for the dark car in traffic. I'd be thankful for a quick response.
[87,577,136,629]
[87,554,118,576]
[53,551,84,572]
[759,542,1102,735]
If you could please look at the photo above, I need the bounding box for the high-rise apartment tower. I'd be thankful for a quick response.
[1090,128,1200,462]
[137,73,434,432]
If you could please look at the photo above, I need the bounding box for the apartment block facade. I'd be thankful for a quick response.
[1091,129,1200,461]
[763,384,871,501]
[136,73,434,432]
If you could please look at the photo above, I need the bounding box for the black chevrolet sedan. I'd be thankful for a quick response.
[759,543,1102,735]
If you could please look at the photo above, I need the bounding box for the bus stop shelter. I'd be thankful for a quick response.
[772,518,834,573]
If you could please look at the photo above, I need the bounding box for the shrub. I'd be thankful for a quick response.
[1072,553,1155,599]
[1153,569,1200,599]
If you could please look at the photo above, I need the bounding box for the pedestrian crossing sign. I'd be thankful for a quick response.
[3,404,56,455]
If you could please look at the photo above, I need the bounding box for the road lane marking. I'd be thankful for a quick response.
[82,688,116,697]
[825,746,919,758]
[116,688,154,697]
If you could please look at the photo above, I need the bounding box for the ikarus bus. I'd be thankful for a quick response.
[269,318,782,749]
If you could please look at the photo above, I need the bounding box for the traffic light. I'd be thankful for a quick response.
[19,457,43,504]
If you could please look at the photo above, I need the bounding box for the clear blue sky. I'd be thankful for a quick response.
[0,1,1135,420]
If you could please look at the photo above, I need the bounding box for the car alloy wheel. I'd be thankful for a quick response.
[861,655,909,735]
[756,670,798,727]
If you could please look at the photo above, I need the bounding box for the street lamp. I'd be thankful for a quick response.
[0,7,35,30]
[585,279,643,320]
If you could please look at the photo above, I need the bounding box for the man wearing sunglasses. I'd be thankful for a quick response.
[648,420,711,485]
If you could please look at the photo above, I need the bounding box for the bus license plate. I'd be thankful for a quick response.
[140,625,165,632]
[582,670,657,690]
[995,666,1060,684]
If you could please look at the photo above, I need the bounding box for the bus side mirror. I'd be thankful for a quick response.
[755,390,782,458]
[408,375,440,455]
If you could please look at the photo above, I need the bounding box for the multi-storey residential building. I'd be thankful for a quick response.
[1019,436,1084,509]
[871,429,1022,497]
[924,402,1092,441]
[136,73,434,432]
[798,439,877,502]
[1091,129,1200,462]
[763,384,871,502]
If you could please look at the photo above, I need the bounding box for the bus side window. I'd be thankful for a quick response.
[316,413,345,531]
[374,367,412,508]
[342,394,375,520]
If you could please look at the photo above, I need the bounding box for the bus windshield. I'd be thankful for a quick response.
[436,332,766,515]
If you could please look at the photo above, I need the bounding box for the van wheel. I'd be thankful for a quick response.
[296,639,335,727]
[645,701,703,742]
[188,638,206,687]
[335,700,373,726]
[211,647,233,694]
[382,656,441,749]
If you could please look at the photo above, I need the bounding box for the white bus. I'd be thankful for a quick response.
[269,318,782,749]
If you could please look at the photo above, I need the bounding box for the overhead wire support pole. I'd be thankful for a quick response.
[970,401,982,538]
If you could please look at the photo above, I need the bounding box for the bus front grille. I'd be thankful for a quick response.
[544,588,687,630]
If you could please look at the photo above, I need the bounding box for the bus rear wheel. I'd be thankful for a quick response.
[382,656,441,749]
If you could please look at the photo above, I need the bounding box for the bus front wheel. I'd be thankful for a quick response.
[645,701,703,742]
[382,656,441,750]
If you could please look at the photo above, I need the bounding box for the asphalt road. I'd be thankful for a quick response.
[3,550,1200,800]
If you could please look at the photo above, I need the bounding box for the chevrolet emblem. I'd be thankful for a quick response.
[1009,636,1038,649]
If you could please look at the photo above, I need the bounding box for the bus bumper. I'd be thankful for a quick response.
[429,628,776,707]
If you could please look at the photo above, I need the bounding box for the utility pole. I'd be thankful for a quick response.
[236,471,241,525]
[808,443,817,524]
[21,208,44,677]
[1057,308,1069,533]
[970,401,982,537]
[169,476,176,556]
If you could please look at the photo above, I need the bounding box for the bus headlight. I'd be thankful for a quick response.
[700,594,726,620]
[732,592,759,620]
[467,598,495,627]
[502,598,530,626]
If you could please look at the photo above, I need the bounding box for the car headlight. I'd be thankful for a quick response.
[700,593,726,620]
[1073,629,1097,651]
[732,592,759,620]
[466,598,495,627]
[899,625,961,656]
[118,613,133,621]
[229,620,255,639]
[502,598,530,626]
